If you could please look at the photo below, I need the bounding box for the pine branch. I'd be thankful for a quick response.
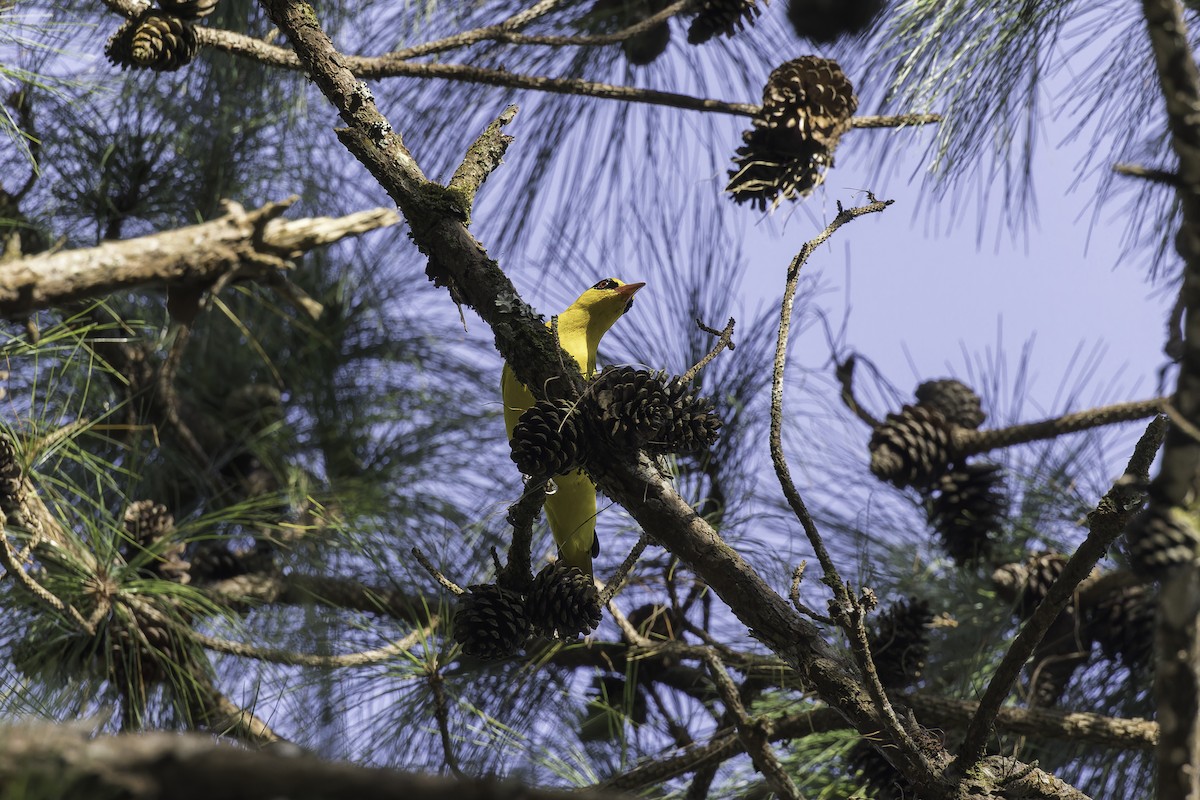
[100,0,938,126]
[0,719,634,800]
[1136,0,1200,795]
[906,694,1156,752]
[193,622,436,668]
[1,197,398,318]
[953,398,1166,457]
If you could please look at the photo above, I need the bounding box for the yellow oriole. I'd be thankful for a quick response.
[501,278,645,575]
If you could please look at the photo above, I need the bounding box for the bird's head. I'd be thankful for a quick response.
[572,278,646,326]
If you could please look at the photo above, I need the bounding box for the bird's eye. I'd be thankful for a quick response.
[592,278,618,290]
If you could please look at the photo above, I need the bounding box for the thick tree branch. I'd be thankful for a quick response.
[0,720,632,800]
[0,198,398,318]
[1139,0,1200,797]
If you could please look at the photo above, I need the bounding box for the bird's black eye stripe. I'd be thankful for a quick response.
[592,278,618,290]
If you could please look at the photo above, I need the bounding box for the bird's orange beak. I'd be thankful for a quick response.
[615,282,645,299]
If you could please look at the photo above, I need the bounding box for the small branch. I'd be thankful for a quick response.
[0,511,94,635]
[187,670,284,746]
[430,670,464,778]
[1114,161,1181,186]
[679,318,735,385]
[834,354,881,429]
[384,0,570,60]
[769,197,893,594]
[195,622,436,668]
[788,562,832,624]
[836,585,932,783]
[953,397,1166,458]
[849,114,943,128]
[412,548,466,596]
[498,0,690,48]
[957,416,1165,770]
[261,272,324,320]
[201,572,430,622]
[447,105,519,223]
[608,599,650,646]
[598,533,649,605]
[499,479,549,593]
[173,22,940,123]
[906,693,1157,750]
[601,706,844,792]
[157,325,210,466]
[703,654,801,800]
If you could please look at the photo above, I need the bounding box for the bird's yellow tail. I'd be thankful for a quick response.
[544,469,598,575]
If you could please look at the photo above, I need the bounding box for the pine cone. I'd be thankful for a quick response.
[511,400,589,477]
[527,562,602,637]
[122,500,189,583]
[157,0,219,19]
[623,21,671,65]
[1086,582,1154,672]
[106,10,199,72]
[786,0,886,43]
[992,552,1068,619]
[123,500,174,545]
[589,0,673,64]
[927,462,1006,566]
[869,597,933,690]
[586,366,672,450]
[868,404,954,489]
[728,57,857,209]
[188,544,249,582]
[687,0,761,44]
[453,584,531,659]
[1126,505,1200,577]
[652,378,722,454]
[914,379,986,429]
[110,611,183,686]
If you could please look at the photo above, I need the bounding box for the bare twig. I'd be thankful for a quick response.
[1114,162,1181,186]
[953,398,1166,457]
[598,533,649,605]
[834,354,881,429]
[679,318,736,385]
[499,479,550,593]
[412,547,466,596]
[769,197,892,593]
[703,654,801,800]
[788,562,832,624]
[194,622,436,668]
[430,670,464,777]
[837,584,928,781]
[157,325,210,466]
